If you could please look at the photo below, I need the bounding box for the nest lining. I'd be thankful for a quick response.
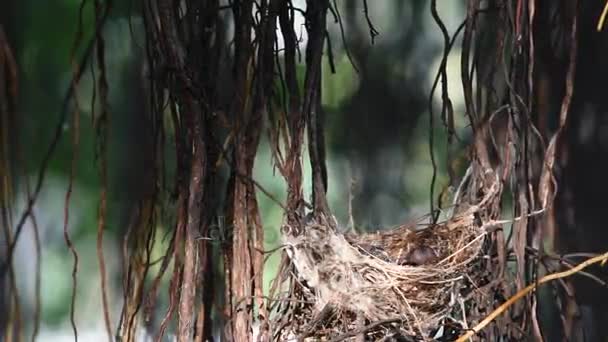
[277,202,492,341]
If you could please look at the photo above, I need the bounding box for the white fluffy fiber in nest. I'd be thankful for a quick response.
[282,213,486,337]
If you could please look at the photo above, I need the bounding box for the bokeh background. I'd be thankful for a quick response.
[2,1,471,340]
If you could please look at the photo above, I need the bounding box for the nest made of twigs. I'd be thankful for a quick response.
[272,185,500,341]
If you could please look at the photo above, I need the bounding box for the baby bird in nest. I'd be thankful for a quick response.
[348,224,441,266]
[399,245,438,266]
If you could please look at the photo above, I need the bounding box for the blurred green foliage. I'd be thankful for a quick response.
[6,0,469,337]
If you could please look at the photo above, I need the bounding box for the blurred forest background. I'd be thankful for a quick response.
[3,0,608,341]
[1,1,467,340]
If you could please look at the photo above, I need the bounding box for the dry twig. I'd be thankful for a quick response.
[455,251,608,341]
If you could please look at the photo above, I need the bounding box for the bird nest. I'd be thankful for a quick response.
[270,179,501,341]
